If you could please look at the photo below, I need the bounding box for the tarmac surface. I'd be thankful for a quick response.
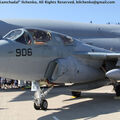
[0,85,120,120]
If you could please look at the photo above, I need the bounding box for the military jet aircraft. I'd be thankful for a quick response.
[1,26,120,110]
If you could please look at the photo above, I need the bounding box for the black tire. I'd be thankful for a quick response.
[41,99,48,110]
[72,91,81,97]
[34,103,40,110]
[115,85,120,96]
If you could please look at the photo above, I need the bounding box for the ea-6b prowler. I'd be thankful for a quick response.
[1,27,120,110]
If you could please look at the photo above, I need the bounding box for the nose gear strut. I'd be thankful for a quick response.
[33,81,54,110]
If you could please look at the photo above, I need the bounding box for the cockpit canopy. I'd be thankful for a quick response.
[3,28,51,45]
[3,28,74,45]
[27,29,51,45]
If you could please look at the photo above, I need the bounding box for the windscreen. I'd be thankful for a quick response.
[3,30,22,40]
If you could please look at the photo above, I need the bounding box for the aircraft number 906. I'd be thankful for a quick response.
[16,48,32,57]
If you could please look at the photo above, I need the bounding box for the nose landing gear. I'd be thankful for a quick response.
[33,81,53,110]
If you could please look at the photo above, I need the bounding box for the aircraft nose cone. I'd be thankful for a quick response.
[106,69,120,80]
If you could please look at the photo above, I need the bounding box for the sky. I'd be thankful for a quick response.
[0,0,120,24]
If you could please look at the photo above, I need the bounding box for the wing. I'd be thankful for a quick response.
[74,51,120,81]
[73,52,120,60]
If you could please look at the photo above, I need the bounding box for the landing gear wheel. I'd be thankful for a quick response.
[41,99,48,110]
[72,91,81,97]
[33,81,53,111]
[34,103,40,110]
[115,85,120,96]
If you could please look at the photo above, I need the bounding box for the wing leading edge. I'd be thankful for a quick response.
[73,52,120,60]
